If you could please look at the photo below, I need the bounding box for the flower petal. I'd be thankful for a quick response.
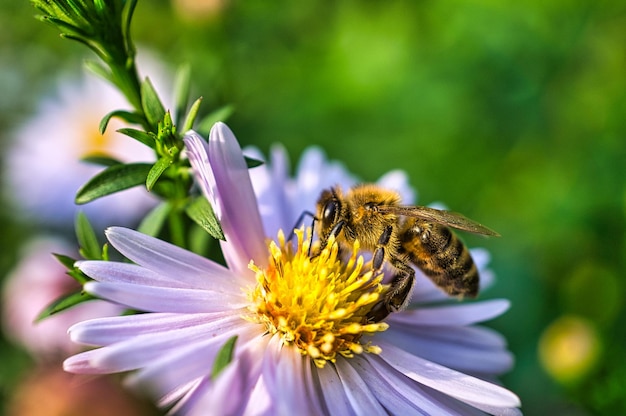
[69,311,238,346]
[125,323,264,398]
[247,144,296,238]
[186,124,268,275]
[290,146,356,224]
[378,340,521,409]
[64,348,107,374]
[78,315,246,373]
[389,299,510,327]
[381,325,514,375]
[376,170,416,204]
[356,355,483,415]
[260,337,324,416]
[314,361,354,416]
[84,281,246,313]
[105,227,246,290]
[79,261,201,289]
[334,357,389,415]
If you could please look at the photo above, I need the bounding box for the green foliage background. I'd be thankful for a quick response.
[2,1,625,414]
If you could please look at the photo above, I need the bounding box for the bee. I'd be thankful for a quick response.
[314,184,499,323]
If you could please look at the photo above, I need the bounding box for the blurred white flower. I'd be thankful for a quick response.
[3,53,170,228]
[2,238,122,359]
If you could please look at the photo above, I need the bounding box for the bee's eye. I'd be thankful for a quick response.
[322,200,339,224]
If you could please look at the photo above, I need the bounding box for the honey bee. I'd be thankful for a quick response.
[314,184,499,323]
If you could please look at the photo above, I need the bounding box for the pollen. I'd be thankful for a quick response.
[247,228,389,368]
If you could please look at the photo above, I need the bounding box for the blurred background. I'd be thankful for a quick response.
[1,1,625,414]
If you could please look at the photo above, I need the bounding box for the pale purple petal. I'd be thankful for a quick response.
[185,126,268,276]
[84,281,247,313]
[381,325,514,375]
[378,340,521,409]
[165,378,210,415]
[191,336,268,416]
[72,315,246,373]
[79,261,201,289]
[389,299,510,327]
[260,337,324,416]
[334,357,389,415]
[63,348,107,374]
[69,311,240,346]
[312,362,353,416]
[355,355,483,415]
[207,123,268,269]
[105,227,247,290]
[290,147,357,223]
[125,323,263,398]
[246,145,296,238]
[376,170,416,205]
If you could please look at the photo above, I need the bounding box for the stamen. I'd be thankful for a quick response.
[247,228,388,368]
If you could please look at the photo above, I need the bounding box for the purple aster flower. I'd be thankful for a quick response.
[64,122,521,415]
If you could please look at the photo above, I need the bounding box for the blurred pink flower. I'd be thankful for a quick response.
[2,238,122,359]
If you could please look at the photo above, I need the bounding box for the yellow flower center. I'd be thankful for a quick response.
[247,228,389,368]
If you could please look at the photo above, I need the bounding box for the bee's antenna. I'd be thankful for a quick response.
[287,211,317,243]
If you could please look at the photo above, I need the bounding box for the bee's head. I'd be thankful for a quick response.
[316,187,345,240]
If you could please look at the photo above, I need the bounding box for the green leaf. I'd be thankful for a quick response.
[146,156,173,191]
[173,63,191,128]
[75,163,152,204]
[81,155,123,167]
[197,105,235,136]
[244,156,264,169]
[189,223,212,255]
[137,202,171,236]
[53,253,77,269]
[182,97,203,133]
[84,60,112,84]
[99,109,145,134]
[117,128,156,148]
[35,291,97,322]
[186,196,225,241]
[211,336,238,379]
[141,77,166,129]
[75,212,101,260]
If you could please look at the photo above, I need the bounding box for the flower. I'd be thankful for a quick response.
[3,55,168,228]
[64,122,521,415]
[2,238,122,359]
[5,365,158,416]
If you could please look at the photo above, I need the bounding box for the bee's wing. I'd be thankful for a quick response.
[379,205,500,236]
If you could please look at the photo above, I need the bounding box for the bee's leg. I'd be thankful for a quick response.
[372,225,393,271]
[312,220,346,260]
[366,258,415,323]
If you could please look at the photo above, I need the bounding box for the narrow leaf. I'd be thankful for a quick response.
[182,97,203,133]
[75,163,152,204]
[185,196,225,240]
[141,77,166,129]
[197,105,235,136]
[75,212,101,260]
[84,60,113,85]
[146,157,173,191]
[117,128,156,148]
[53,253,77,269]
[137,202,171,236]
[35,291,97,322]
[173,63,191,127]
[99,110,145,134]
[81,155,122,167]
[211,336,238,379]
[244,156,264,169]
